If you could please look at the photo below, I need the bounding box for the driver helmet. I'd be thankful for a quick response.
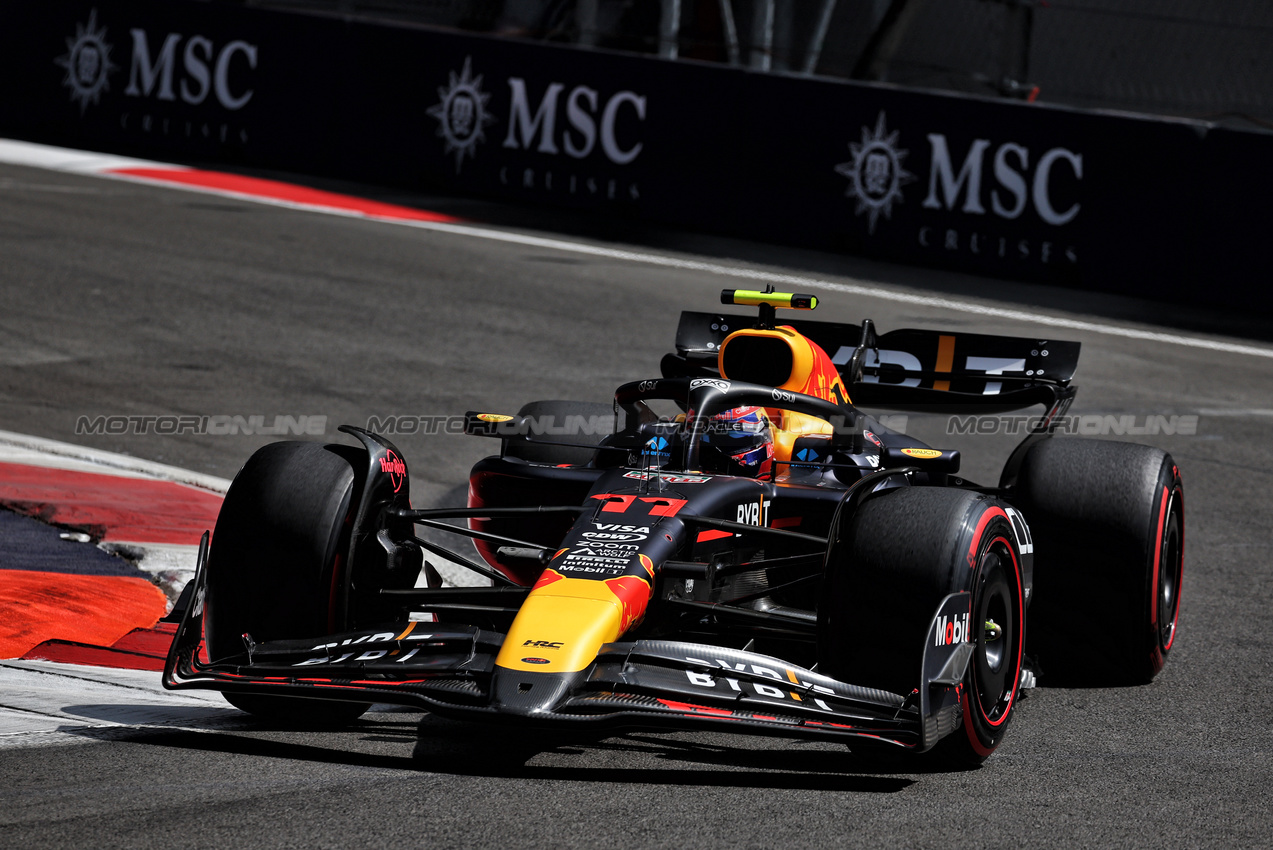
[699,406,774,478]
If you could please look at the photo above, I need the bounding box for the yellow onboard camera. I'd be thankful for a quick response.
[721,289,818,311]
[721,288,818,330]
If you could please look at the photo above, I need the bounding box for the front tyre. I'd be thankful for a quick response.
[206,440,370,726]
[819,487,1026,767]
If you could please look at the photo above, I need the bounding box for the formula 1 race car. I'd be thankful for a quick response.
[164,290,1184,766]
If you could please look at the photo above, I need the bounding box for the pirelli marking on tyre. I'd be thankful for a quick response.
[1003,505,1034,555]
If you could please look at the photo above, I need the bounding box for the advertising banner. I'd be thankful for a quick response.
[1,1,1265,311]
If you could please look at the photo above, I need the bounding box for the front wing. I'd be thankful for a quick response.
[164,560,972,750]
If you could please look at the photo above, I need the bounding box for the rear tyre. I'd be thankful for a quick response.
[819,487,1026,767]
[206,441,370,726]
[504,400,614,465]
[1013,439,1184,685]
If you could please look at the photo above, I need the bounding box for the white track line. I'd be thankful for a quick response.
[3,137,1271,360]
[1197,408,1273,417]
[0,429,230,494]
[398,223,1273,360]
[0,138,168,173]
[0,660,240,748]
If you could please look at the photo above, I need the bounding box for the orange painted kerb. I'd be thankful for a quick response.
[0,571,167,659]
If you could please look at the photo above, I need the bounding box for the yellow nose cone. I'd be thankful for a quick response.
[494,572,651,673]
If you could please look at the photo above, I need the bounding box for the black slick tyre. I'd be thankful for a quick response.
[205,440,370,726]
[1013,438,1184,685]
[819,486,1027,767]
[504,400,614,465]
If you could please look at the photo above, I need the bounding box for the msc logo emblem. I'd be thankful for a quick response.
[56,10,118,114]
[835,111,914,235]
[428,56,497,174]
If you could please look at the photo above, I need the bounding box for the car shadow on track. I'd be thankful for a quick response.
[410,714,923,790]
[88,714,427,772]
[83,709,970,788]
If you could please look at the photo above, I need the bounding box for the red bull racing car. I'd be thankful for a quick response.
[164,290,1184,766]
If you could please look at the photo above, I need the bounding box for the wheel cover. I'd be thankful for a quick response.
[972,539,1022,726]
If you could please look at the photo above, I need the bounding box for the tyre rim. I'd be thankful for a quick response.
[1157,488,1183,650]
[973,540,1019,724]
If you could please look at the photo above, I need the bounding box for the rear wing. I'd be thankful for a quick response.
[664,311,1080,414]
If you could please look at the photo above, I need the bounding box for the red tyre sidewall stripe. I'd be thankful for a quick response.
[1153,480,1183,653]
[961,503,1025,756]
[1170,483,1184,650]
[1149,485,1167,632]
[962,689,995,757]
[977,534,1023,730]
[967,506,1007,569]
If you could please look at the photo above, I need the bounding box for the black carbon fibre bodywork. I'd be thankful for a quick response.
[163,301,1096,755]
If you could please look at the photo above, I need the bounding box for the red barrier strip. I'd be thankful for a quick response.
[109,167,462,223]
